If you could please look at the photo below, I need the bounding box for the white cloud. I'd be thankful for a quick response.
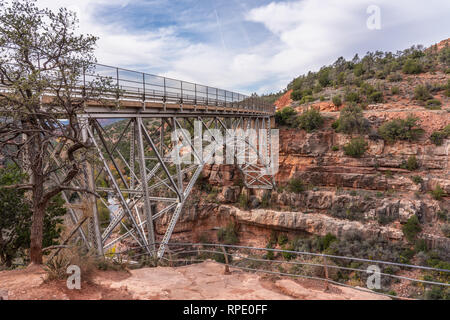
[245,0,450,92]
[32,0,450,94]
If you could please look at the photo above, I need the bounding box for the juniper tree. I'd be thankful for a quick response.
[0,0,109,264]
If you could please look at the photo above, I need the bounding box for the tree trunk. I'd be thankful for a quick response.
[30,173,45,264]
[28,120,45,265]
[30,203,45,264]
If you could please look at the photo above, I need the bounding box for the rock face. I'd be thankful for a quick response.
[276,126,449,194]
[271,190,437,223]
[220,205,404,241]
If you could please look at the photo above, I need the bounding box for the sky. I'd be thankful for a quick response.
[35,0,450,95]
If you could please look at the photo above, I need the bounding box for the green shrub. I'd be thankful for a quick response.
[385,170,393,178]
[332,95,342,107]
[299,95,315,104]
[353,64,364,77]
[424,286,450,300]
[333,104,370,134]
[414,85,432,101]
[331,145,339,151]
[297,108,324,132]
[343,137,368,158]
[437,210,448,221]
[331,120,339,130]
[378,116,424,143]
[288,177,305,193]
[277,234,288,246]
[265,242,275,260]
[97,199,110,228]
[344,90,361,103]
[318,233,337,251]
[402,58,424,74]
[368,91,383,103]
[425,99,442,110]
[402,215,422,243]
[401,155,419,171]
[391,86,400,95]
[430,185,446,200]
[291,88,313,101]
[291,89,303,101]
[281,243,296,260]
[411,175,423,185]
[238,192,249,210]
[375,70,387,79]
[430,125,450,145]
[359,82,375,95]
[430,130,448,145]
[217,222,239,245]
[275,107,297,127]
[318,68,331,87]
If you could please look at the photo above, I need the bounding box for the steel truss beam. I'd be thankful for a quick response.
[84,114,275,258]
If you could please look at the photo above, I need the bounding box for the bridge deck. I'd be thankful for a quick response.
[2,62,275,117]
[85,63,274,116]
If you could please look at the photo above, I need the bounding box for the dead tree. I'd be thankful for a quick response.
[0,0,111,264]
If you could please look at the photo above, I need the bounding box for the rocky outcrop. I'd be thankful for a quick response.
[219,205,403,241]
[277,128,449,193]
[268,190,441,223]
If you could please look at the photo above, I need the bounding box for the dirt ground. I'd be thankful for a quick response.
[0,261,389,300]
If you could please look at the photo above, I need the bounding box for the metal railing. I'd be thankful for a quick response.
[85,63,274,114]
[0,52,275,114]
[108,242,450,300]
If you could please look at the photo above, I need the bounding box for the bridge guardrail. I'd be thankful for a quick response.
[107,242,450,300]
[84,63,274,114]
[0,50,275,115]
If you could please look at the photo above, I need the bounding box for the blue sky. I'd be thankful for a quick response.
[37,0,450,95]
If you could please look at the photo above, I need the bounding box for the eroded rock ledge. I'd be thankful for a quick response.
[219,205,403,241]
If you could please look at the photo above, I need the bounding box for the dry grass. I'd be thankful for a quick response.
[43,246,127,283]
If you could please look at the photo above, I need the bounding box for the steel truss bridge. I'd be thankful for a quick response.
[43,64,276,259]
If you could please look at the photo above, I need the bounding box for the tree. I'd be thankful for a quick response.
[274,107,297,127]
[402,215,421,243]
[332,104,370,134]
[0,0,108,264]
[297,108,324,132]
[0,164,65,267]
[402,58,423,74]
[378,116,424,143]
[343,137,368,158]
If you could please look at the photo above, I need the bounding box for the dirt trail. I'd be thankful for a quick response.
[0,261,389,300]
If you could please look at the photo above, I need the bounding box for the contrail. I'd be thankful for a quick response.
[214,8,227,51]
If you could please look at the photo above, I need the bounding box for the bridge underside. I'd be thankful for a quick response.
[67,110,276,259]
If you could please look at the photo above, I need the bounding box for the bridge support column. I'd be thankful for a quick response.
[81,118,104,256]
[136,117,156,255]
